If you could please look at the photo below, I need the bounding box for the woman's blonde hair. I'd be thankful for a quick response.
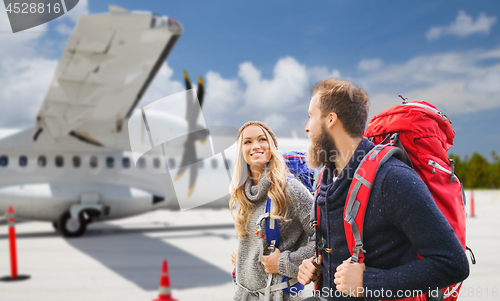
[229,121,290,240]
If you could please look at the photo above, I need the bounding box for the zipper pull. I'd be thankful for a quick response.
[429,160,436,174]
[398,94,408,104]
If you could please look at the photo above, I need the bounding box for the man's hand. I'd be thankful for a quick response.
[231,249,237,267]
[298,254,322,285]
[333,257,366,297]
[261,248,280,274]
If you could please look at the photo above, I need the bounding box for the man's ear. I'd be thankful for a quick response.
[326,112,338,129]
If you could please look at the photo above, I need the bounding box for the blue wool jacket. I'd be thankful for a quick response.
[316,138,469,301]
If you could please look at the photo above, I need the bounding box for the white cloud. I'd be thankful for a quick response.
[64,0,89,23]
[358,59,384,72]
[0,58,57,127]
[239,56,309,109]
[0,5,56,128]
[204,71,242,115]
[55,22,74,35]
[426,10,497,40]
[466,72,500,94]
[0,5,48,58]
[263,113,288,132]
[200,48,500,136]
[138,62,184,108]
[307,66,341,84]
[56,0,89,35]
[358,47,500,119]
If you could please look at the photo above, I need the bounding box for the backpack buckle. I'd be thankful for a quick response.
[353,244,366,254]
[269,240,276,253]
[255,228,264,239]
[351,244,366,263]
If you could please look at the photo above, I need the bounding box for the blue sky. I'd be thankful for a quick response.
[0,0,499,159]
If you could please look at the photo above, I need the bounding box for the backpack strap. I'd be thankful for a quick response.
[344,145,404,263]
[261,176,293,252]
[265,197,280,251]
[313,168,325,257]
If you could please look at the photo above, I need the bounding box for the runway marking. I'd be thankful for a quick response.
[492,191,500,202]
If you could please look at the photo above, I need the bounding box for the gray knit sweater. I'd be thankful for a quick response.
[233,174,315,301]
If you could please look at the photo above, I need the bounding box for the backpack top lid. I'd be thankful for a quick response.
[281,151,314,192]
[365,101,455,151]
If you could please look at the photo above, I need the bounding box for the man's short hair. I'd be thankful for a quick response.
[312,79,369,138]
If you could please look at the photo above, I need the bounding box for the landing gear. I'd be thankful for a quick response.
[52,221,59,232]
[58,211,87,237]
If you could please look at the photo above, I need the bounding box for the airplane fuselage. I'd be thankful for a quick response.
[0,127,310,224]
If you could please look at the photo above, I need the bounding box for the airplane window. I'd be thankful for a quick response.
[55,156,64,167]
[211,158,218,169]
[73,156,81,168]
[138,157,146,169]
[0,155,7,167]
[38,155,46,167]
[106,157,114,168]
[198,160,204,169]
[90,156,98,168]
[122,157,130,168]
[168,158,175,168]
[153,158,161,168]
[19,155,28,167]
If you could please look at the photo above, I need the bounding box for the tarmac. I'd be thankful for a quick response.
[0,190,498,301]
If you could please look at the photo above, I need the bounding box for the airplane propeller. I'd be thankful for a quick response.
[173,71,208,196]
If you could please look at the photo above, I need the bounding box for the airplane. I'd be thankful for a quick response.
[0,6,311,237]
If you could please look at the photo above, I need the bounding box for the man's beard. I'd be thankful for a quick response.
[306,124,337,169]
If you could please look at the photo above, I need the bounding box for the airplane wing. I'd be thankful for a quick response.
[36,5,183,149]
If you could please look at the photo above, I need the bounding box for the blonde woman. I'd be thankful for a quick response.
[230,121,315,301]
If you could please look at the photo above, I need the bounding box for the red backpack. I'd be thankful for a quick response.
[315,100,468,301]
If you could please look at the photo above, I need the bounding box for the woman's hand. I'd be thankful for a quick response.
[261,248,281,274]
[231,249,237,266]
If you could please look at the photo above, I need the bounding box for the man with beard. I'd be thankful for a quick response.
[296,79,469,300]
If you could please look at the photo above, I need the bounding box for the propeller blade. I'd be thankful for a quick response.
[197,76,205,108]
[173,165,187,181]
[176,72,206,197]
[174,132,197,180]
[184,70,198,131]
[187,160,198,197]
[183,70,193,90]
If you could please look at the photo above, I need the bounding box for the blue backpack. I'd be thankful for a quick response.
[263,151,314,293]
[264,151,314,249]
[281,151,314,193]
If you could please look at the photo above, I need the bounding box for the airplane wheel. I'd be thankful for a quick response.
[59,211,87,237]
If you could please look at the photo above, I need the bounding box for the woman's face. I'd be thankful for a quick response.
[241,125,272,171]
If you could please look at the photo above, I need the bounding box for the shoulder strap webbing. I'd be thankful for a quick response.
[264,176,293,248]
[344,145,404,263]
[313,168,326,257]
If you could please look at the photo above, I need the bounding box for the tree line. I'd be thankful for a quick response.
[450,151,500,189]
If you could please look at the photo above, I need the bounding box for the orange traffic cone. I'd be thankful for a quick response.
[153,260,177,301]
[0,206,30,282]
[470,190,476,218]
